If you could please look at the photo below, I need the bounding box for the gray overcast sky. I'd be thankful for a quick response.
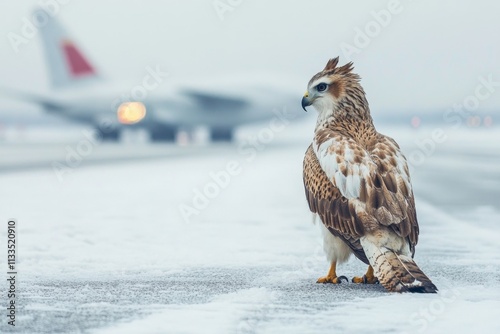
[0,0,499,114]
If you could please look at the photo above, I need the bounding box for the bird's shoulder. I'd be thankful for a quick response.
[312,127,409,175]
[366,132,410,181]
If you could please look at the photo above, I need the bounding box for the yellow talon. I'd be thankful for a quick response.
[317,275,346,284]
[316,262,348,284]
[352,266,379,284]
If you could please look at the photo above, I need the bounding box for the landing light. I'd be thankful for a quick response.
[117,102,147,124]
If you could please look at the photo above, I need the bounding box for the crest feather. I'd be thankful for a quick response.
[336,62,355,75]
[324,57,339,71]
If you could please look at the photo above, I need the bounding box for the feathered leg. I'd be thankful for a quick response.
[317,223,351,284]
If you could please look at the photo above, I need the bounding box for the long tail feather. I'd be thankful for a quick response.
[362,240,437,293]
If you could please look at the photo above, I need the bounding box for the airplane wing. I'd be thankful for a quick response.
[180,89,249,111]
[0,86,67,111]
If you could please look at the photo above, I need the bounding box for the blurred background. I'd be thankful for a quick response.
[0,0,499,236]
[0,0,499,139]
[1,0,498,204]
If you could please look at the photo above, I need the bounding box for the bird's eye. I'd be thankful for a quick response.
[316,83,328,92]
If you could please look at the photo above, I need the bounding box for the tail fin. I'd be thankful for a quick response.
[37,7,101,89]
[361,236,438,293]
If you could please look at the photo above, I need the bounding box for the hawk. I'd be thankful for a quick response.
[301,57,437,293]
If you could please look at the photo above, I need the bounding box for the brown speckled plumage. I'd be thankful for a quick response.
[302,57,437,293]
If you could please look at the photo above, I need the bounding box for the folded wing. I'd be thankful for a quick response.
[303,132,419,257]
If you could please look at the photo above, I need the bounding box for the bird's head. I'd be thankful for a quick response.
[302,57,365,117]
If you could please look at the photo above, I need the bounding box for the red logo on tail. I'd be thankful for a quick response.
[61,40,95,77]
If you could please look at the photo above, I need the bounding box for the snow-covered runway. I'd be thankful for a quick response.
[1,125,499,333]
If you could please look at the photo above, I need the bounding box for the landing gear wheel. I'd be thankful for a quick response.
[96,128,120,141]
[150,126,177,142]
[210,128,233,142]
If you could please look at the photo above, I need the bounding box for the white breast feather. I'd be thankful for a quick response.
[313,138,372,199]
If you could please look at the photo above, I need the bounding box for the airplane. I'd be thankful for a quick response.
[2,8,302,142]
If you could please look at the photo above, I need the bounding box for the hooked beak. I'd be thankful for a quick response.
[301,91,312,112]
